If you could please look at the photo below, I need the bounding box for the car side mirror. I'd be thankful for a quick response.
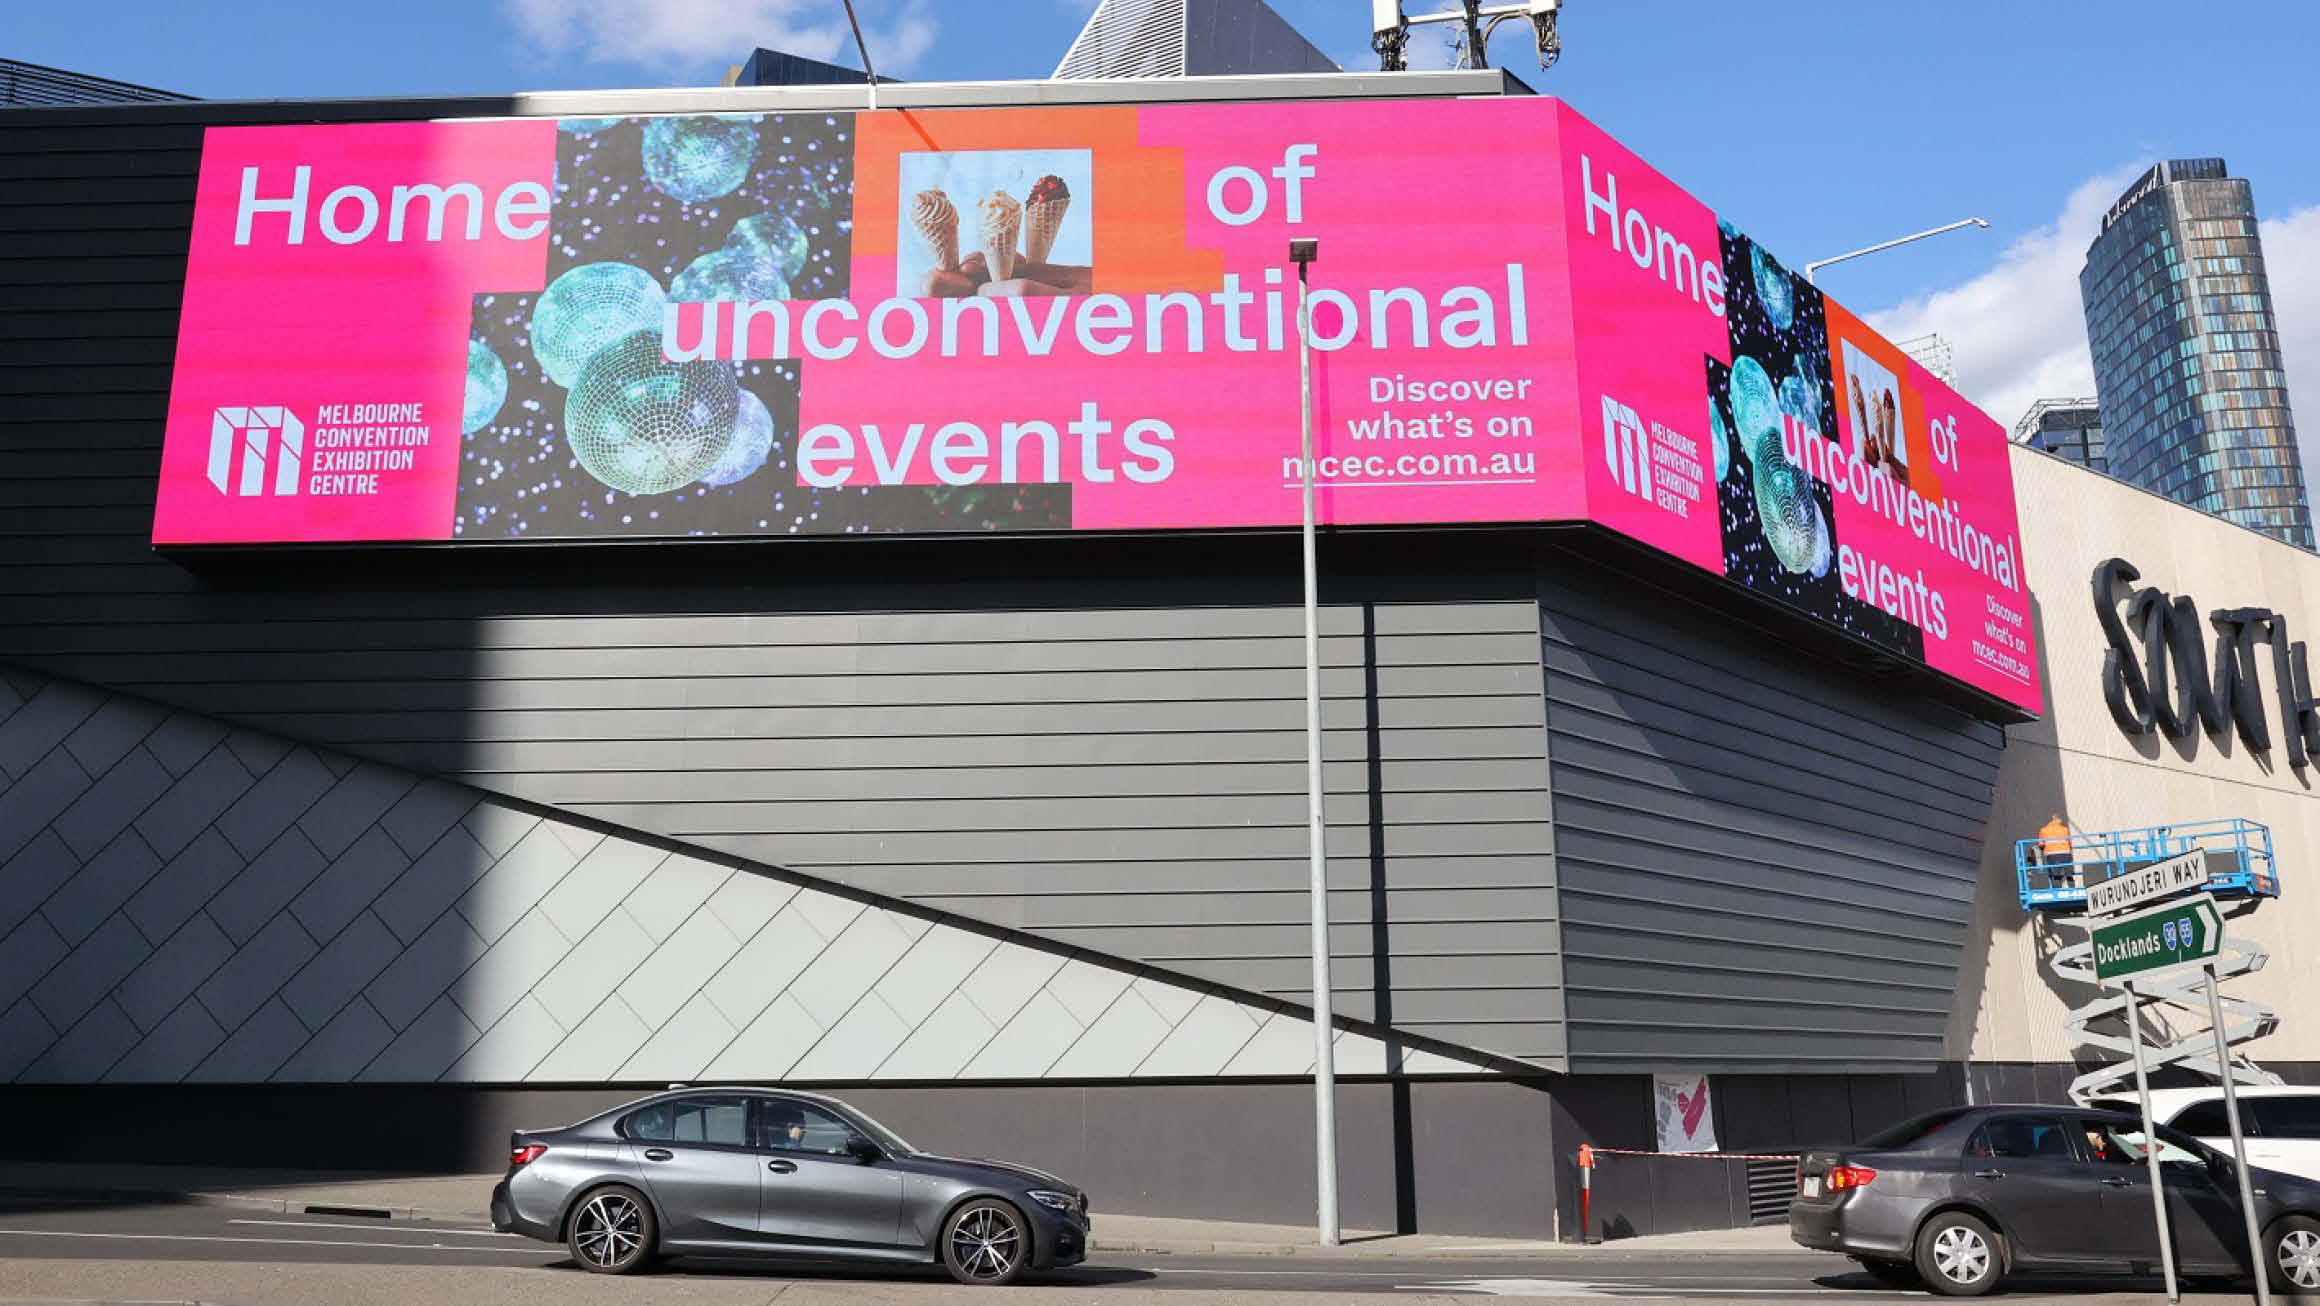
[847,1137,883,1164]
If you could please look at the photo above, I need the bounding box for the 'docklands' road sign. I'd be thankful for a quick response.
[2091,893,2223,982]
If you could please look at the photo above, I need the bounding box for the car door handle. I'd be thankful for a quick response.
[2101,1176,2132,1187]
[1973,1169,2004,1179]
[766,1159,796,1174]
[643,1148,673,1162]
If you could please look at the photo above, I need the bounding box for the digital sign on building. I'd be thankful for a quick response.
[152,97,2039,712]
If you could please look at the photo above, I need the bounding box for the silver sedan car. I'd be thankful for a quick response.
[490,1087,1091,1284]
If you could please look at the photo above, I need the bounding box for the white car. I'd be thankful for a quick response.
[2093,1087,2320,1184]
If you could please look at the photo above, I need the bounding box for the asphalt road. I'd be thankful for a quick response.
[0,1195,2266,1302]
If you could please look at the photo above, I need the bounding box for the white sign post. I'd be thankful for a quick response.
[2086,850,2208,918]
[2204,964,2272,1306]
[2121,980,2180,1303]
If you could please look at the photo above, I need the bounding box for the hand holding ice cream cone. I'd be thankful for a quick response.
[1023,174,1071,266]
[911,188,960,273]
[977,190,1022,282]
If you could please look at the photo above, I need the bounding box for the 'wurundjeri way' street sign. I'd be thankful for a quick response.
[2086,849,2209,917]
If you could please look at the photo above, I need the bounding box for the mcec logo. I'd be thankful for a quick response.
[208,406,304,497]
[1602,395,1650,499]
[1600,394,1703,518]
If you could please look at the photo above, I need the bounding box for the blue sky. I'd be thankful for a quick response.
[14,0,2320,436]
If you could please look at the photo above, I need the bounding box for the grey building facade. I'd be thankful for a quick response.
[2079,157,2310,548]
[0,74,2012,1239]
[2012,398,2106,473]
[0,56,188,107]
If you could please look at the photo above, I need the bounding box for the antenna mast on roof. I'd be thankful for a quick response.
[1372,0,1562,72]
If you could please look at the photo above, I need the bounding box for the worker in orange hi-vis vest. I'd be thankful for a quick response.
[2038,813,2075,887]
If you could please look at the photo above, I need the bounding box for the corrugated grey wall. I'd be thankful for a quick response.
[0,102,1562,1069]
[1536,554,2005,1074]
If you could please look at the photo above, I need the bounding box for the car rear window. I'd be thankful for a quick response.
[623,1096,750,1146]
[2252,1097,2320,1140]
[1967,1116,2075,1159]
[2172,1101,2233,1137]
[1859,1109,1971,1149]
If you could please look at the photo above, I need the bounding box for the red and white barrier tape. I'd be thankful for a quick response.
[1581,1147,1800,1161]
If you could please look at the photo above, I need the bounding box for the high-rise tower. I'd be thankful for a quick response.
[2080,158,2308,548]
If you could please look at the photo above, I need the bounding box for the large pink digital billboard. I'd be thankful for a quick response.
[154,97,2038,712]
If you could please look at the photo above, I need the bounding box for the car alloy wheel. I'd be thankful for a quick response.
[569,1185,653,1274]
[2272,1216,2320,1294]
[943,1199,1028,1286]
[1914,1211,2000,1297]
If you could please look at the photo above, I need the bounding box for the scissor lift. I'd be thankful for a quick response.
[2013,819,2283,1105]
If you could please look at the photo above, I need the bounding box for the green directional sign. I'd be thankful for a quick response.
[2092,893,2222,982]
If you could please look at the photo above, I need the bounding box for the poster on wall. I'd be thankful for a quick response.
[152,96,2039,714]
[1653,1073,1719,1154]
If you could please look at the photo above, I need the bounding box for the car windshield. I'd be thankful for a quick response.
[2094,1118,2210,1166]
[830,1102,917,1155]
[1859,1108,1972,1149]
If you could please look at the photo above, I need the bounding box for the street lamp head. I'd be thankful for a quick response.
[1288,238,1319,265]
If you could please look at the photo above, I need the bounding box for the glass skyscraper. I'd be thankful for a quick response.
[2080,157,2310,548]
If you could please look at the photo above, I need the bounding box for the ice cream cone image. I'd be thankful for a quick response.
[911,188,960,272]
[977,190,1022,282]
[1023,174,1071,265]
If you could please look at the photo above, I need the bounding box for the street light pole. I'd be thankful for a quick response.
[839,0,878,112]
[1803,217,1989,284]
[1290,236,1338,1247]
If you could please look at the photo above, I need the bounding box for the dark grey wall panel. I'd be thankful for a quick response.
[1536,551,2003,1075]
[0,105,1561,1069]
[0,1078,1560,1237]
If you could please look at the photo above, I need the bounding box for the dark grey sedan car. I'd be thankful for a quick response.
[490,1087,1090,1284]
[1790,1104,2320,1296]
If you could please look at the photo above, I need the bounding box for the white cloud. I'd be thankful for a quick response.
[1863,166,2142,431]
[1865,168,2320,474]
[507,0,936,77]
[2262,205,2320,466]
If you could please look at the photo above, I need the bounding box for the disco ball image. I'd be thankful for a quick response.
[1752,243,1795,332]
[670,247,790,304]
[1778,368,1822,436]
[563,330,740,495]
[1707,391,1732,482]
[699,390,775,487]
[530,262,668,388]
[1753,457,1829,577]
[1729,353,1783,466]
[727,212,811,281]
[558,118,622,136]
[642,115,758,204]
[462,337,507,435]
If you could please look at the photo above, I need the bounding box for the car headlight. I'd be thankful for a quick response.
[1027,1190,1079,1214]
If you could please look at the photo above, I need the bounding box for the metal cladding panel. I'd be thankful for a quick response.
[1537,551,2003,1075]
[0,103,1561,1071]
[0,663,1516,1087]
[1182,0,1340,75]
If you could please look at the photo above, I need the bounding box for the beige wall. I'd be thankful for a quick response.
[1951,445,2320,1067]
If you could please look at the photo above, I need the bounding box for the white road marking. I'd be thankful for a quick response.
[1398,1279,1610,1297]
[1395,1279,1905,1298]
[1135,1267,1419,1278]
[0,1228,538,1254]
[229,1218,520,1238]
